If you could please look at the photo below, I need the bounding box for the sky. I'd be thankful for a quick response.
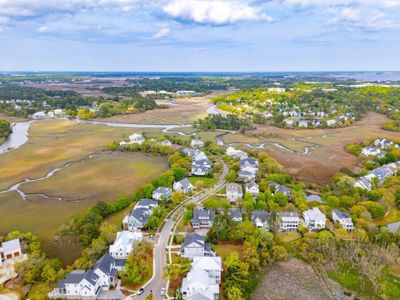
[0,0,399,72]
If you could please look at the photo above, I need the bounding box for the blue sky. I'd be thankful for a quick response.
[0,0,399,72]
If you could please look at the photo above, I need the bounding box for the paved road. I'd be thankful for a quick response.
[128,161,228,300]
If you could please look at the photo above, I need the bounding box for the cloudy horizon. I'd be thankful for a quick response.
[0,0,399,72]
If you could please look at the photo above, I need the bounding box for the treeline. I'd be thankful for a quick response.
[0,119,11,139]
[193,114,253,131]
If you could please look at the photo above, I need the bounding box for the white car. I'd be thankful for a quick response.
[160,288,166,297]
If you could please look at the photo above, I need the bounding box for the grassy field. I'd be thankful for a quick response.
[373,207,400,226]
[274,231,302,243]
[213,243,243,261]
[224,112,400,184]
[189,176,217,188]
[0,119,167,262]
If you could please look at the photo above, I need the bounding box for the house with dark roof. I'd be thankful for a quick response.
[227,209,243,222]
[180,233,215,259]
[238,170,256,182]
[192,208,215,229]
[123,199,158,230]
[332,209,354,231]
[245,181,259,198]
[49,254,118,299]
[152,187,173,201]
[192,158,212,176]
[174,178,194,194]
[251,211,270,229]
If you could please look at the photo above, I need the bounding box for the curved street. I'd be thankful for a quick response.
[128,161,228,300]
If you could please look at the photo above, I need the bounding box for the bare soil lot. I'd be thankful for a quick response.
[253,259,342,300]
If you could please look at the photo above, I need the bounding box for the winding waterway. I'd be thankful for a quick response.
[0,121,33,153]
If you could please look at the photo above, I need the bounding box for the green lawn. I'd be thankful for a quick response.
[201,197,231,210]
[28,282,52,300]
[189,176,217,188]
[373,207,400,226]
[213,243,243,261]
[327,263,375,299]
[274,231,302,244]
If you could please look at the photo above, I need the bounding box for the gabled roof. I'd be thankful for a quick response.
[1,239,21,253]
[130,207,151,224]
[192,256,222,271]
[226,183,243,193]
[62,270,86,285]
[176,178,193,189]
[227,208,242,220]
[333,209,351,220]
[153,187,172,194]
[251,210,269,222]
[135,198,158,208]
[182,233,205,249]
[246,181,259,190]
[93,253,116,276]
[84,269,100,286]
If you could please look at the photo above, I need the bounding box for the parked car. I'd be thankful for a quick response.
[137,288,144,296]
[161,288,166,296]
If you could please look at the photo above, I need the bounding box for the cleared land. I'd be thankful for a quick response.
[223,112,400,184]
[253,259,341,300]
[0,119,168,262]
[97,94,217,125]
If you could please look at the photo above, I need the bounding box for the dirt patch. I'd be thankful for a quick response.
[253,259,344,300]
[246,112,400,184]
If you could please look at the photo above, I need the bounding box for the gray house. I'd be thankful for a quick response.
[174,178,194,194]
[152,187,173,201]
[180,233,215,259]
[251,210,270,230]
[192,208,215,229]
[227,209,243,222]
[123,199,158,230]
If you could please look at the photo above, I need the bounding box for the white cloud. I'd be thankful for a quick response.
[153,27,170,39]
[279,0,399,31]
[163,0,273,25]
[0,16,10,25]
[38,25,49,32]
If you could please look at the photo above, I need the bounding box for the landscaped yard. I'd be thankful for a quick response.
[213,243,243,261]
[274,231,302,243]
[373,207,400,226]
[189,176,217,188]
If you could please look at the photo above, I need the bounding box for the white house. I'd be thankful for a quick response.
[303,208,326,231]
[181,256,221,300]
[0,239,23,265]
[50,254,118,299]
[238,170,256,182]
[192,208,215,229]
[123,199,158,230]
[174,178,194,194]
[192,157,212,176]
[152,187,173,201]
[251,211,269,230]
[109,231,143,259]
[191,139,205,148]
[332,209,354,231]
[180,233,215,259]
[226,147,248,160]
[129,133,145,145]
[278,212,300,231]
[298,120,308,128]
[245,181,259,198]
[31,111,47,119]
[361,146,384,157]
[226,183,243,203]
[326,119,337,127]
[192,257,222,284]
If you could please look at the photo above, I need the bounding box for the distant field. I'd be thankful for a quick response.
[21,151,167,202]
[97,94,213,125]
[224,112,399,184]
[0,119,161,190]
[0,119,167,262]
